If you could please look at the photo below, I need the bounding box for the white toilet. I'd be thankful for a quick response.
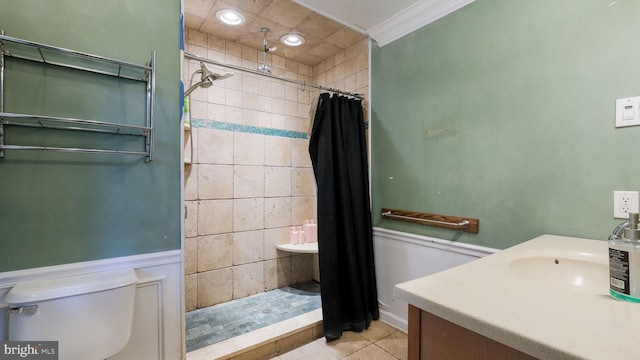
[4,268,137,360]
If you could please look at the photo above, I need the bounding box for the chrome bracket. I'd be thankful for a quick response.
[8,305,38,315]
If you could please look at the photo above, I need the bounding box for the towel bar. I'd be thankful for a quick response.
[381,208,479,233]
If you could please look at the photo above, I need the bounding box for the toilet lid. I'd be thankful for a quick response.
[4,268,137,304]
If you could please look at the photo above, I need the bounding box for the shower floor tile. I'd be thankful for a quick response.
[186,281,321,353]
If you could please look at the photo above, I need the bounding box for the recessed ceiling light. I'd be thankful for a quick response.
[216,9,245,26]
[280,34,305,47]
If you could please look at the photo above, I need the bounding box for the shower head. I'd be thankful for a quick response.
[184,62,233,97]
[258,27,276,74]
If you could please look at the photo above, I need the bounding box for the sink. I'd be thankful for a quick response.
[508,252,609,294]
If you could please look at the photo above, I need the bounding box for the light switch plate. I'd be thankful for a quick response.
[615,97,640,128]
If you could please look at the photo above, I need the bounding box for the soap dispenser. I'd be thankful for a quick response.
[609,212,640,302]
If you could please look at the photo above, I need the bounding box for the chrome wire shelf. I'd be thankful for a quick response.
[0,31,155,161]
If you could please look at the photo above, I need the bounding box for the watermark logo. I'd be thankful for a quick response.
[0,342,57,359]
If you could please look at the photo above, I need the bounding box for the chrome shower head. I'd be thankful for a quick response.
[184,62,233,97]
[258,27,276,74]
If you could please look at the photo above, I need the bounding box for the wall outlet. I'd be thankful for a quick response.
[614,191,639,219]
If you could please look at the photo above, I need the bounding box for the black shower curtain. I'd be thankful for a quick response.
[308,93,379,341]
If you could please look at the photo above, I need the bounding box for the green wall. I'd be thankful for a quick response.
[371,0,640,250]
[0,0,181,271]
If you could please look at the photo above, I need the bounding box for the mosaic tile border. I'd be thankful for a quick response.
[191,118,369,139]
[192,118,308,139]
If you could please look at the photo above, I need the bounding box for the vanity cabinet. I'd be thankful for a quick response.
[408,305,536,360]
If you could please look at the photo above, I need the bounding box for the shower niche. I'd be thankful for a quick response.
[0,32,155,161]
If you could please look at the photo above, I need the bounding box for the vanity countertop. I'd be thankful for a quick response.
[394,234,640,360]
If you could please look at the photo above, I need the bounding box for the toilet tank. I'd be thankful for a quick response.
[4,268,137,360]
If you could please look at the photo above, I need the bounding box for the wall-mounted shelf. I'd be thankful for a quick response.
[0,31,155,161]
[381,208,479,233]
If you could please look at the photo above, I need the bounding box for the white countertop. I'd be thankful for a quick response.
[394,234,640,360]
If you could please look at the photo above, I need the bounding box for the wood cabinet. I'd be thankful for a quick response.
[408,305,537,360]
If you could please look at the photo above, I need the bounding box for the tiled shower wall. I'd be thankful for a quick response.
[183,28,369,311]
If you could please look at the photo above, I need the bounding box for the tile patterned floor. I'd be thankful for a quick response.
[272,320,408,360]
[186,282,321,352]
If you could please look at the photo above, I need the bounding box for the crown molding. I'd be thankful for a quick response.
[368,0,475,47]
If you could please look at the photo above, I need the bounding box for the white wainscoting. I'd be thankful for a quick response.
[373,227,497,331]
[0,250,183,360]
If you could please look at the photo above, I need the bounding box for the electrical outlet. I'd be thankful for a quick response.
[614,191,639,219]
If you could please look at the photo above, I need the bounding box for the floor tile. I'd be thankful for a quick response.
[318,331,371,358]
[344,344,398,360]
[360,321,397,343]
[375,331,408,360]
[278,339,339,360]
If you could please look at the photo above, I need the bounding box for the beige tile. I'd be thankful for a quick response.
[185,200,198,238]
[185,236,198,275]
[292,168,315,196]
[234,132,264,165]
[264,227,291,260]
[291,196,316,226]
[243,92,258,110]
[226,88,243,108]
[198,129,233,165]
[265,167,292,197]
[234,198,264,231]
[319,331,371,358]
[276,328,314,355]
[198,234,233,271]
[258,95,272,113]
[279,339,338,360]
[258,78,272,96]
[198,199,233,235]
[263,257,292,291]
[226,105,242,124]
[199,164,233,199]
[291,138,311,167]
[272,114,286,130]
[291,253,314,284]
[234,165,264,198]
[243,109,258,126]
[234,230,264,265]
[207,103,226,122]
[233,262,264,299]
[198,268,233,307]
[191,99,207,119]
[243,75,258,94]
[361,321,397,343]
[357,69,369,90]
[184,163,198,200]
[207,85,226,105]
[185,274,197,312]
[229,343,275,360]
[258,111,272,128]
[264,197,292,229]
[272,98,286,116]
[265,136,292,166]
[344,344,397,360]
[356,52,368,73]
[375,331,408,360]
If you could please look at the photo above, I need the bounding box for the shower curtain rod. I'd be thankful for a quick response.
[184,52,364,100]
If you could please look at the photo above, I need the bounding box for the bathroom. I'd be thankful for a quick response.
[2,0,640,359]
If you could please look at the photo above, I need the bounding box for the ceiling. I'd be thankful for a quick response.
[183,0,420,65]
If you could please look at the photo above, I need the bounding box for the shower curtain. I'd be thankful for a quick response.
[308,93,379,341]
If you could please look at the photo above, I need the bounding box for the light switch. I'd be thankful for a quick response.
[616,96,640,128]
[623,104,635,120]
